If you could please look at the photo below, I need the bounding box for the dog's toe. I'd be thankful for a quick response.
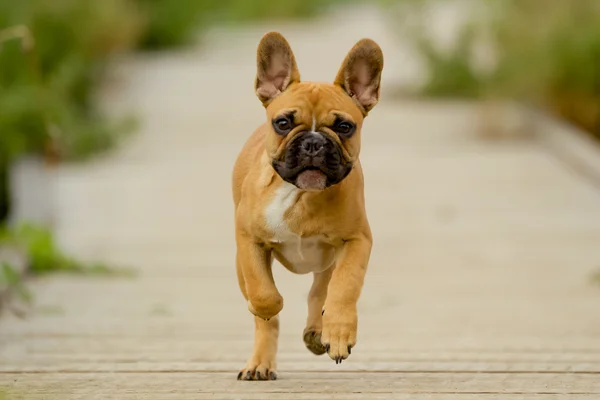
[237,363,278,381]
[237,369,257,381]
[303,329,327,355]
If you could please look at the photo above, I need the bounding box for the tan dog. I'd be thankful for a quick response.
[232,31,383,381]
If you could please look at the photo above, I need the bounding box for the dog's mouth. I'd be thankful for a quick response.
[271,132,354,191]
[295,167,327,191]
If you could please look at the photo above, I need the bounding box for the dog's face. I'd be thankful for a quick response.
[255,32,383,191]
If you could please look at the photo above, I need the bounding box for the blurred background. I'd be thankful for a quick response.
[1,0,599,224]
[1,0,600,396]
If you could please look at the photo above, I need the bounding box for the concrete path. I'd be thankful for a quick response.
[2,5,600,399]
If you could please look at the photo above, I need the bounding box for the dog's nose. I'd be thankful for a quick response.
[301,135,325,156]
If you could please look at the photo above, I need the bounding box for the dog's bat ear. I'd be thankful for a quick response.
[334,39,383,115]
[255,32,301,107]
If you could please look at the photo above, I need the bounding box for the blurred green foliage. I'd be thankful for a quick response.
[136,0,355,49]
[0,0,145,222]
[216,0,353,24]
[0,0,351,307]
[0,0,143,165]
[0,222,135,313]
[413,26,483,98]
[0,223,132,276]
[0,0,353,163]
[393,0,600,139]
[0,261,31,307]
[0,0,350,221]
[135,0,219,49]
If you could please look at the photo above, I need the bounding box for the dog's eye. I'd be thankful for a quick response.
[273,116,293,135]
[334,120,355,137]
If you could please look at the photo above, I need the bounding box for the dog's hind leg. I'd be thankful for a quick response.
[303,267,333,355]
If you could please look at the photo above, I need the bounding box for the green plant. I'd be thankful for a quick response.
[490,0,600,138]
[390,0,600,139]
[134,0,358,50]
[134,0,220,49]
[414,26,484,98]
[217,0,355,22]
[0,223,134,276]
[0,0,143,222]
[0,262,31,305]
[0,222,135,314]
[0,1,142,163]
[0,0,353,313]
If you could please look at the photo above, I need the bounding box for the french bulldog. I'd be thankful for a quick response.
[232,31,383,380]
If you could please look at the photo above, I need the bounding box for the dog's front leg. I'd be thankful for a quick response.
[235,233,282,380]
[321,233,372,363]
[236,232,283,321]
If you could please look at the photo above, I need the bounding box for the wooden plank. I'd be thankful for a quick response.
[1,372,599,397]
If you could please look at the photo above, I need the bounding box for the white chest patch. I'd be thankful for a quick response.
[264,182,299,242]
[264,182,335,274]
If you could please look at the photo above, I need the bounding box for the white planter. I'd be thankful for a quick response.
[8,155,57,227]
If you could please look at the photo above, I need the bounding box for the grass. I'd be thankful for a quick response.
[0,223,135,316]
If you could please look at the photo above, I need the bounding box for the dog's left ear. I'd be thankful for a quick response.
[334,39,383,115]
[255,32,301,107]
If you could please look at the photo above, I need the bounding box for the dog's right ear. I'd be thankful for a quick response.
[255,32,300,107]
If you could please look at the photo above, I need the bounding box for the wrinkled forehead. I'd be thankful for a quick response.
[267,82,364,124]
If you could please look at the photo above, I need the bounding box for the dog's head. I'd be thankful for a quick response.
[255,32,383,191]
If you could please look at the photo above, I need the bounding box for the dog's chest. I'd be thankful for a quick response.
[263,183,335,274]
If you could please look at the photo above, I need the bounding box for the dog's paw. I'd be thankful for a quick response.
[320,308,357,364]
[237,359,278,381]
[303,328,327,355]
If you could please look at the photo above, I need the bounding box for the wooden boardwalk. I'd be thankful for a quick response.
[2,6,600,399]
